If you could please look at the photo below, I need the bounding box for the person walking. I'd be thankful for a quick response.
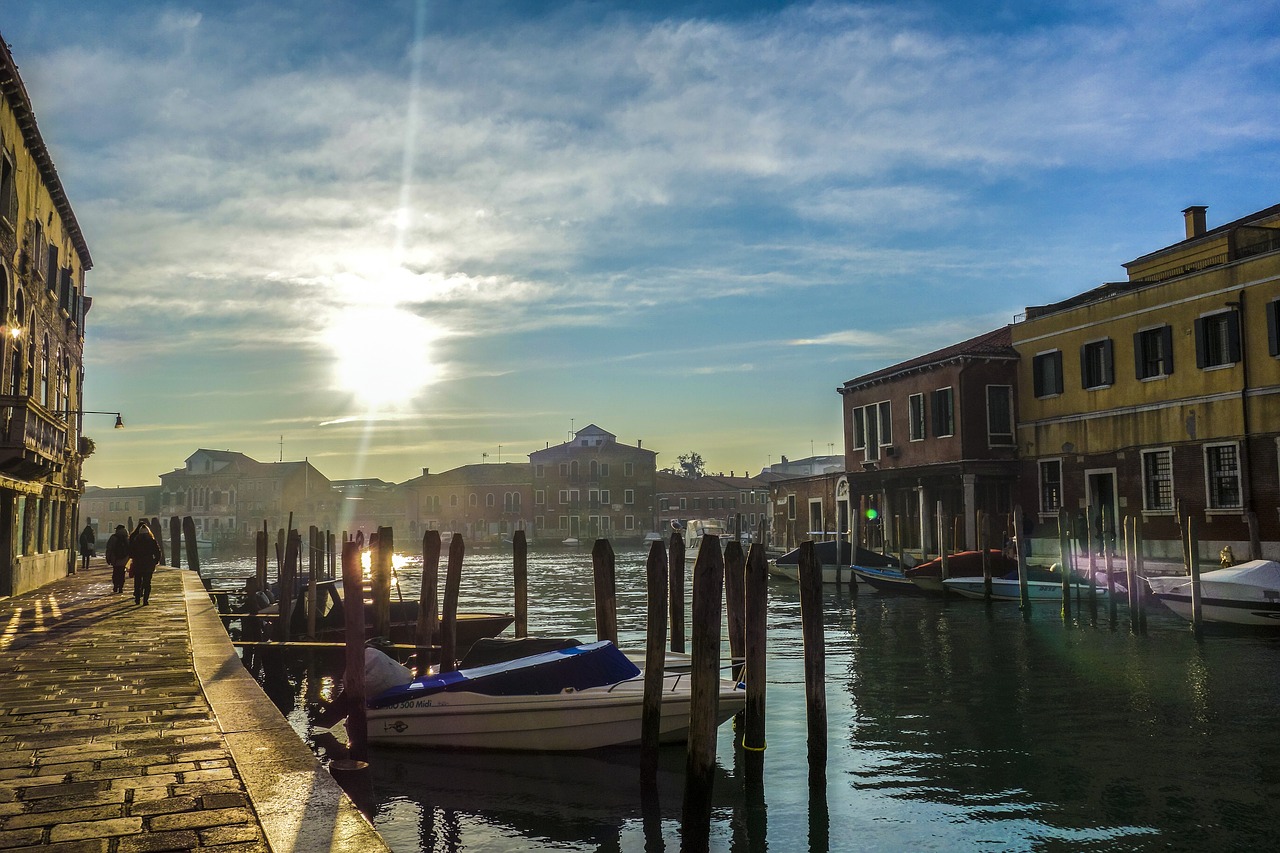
[105,524,131,594]
[128,520,164,605]
[78,522,96,571]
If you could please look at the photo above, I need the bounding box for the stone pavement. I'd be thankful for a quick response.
[0,562,390,853]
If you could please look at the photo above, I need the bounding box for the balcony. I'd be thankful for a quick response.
[0,395,69,480]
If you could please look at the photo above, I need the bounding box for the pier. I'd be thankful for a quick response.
[0,560,388,852]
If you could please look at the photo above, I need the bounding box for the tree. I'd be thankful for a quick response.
[78,436,96,459]
[676,451,706,479]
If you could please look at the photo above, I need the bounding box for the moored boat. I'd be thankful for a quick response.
[770,541,898,584]
[943,571,1108,602]
[905,549,1018,594]
[1146,559,1280,627]
[851,563,922,594]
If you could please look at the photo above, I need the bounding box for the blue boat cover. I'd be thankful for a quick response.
[368,640,640,709]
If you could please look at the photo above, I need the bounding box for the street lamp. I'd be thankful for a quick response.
[82,410,125,429]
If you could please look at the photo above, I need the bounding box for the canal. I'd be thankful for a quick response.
[202,545,1280,852]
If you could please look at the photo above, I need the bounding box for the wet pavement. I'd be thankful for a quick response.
[0,561,388,852]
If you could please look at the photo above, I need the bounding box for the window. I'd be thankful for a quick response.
[601,463,610,477]
[624,515,635,530]
[450,494,459,507]
[808,500,824,535]
[1033,351,1064,398]
[1195,310,1241,369]
[624,489,634,505]
[932,387,954,437]
[559,463,568,477]
[588,488,600,506]
[1080,339,1114,389]
[987,385,1013,445]
[909,393,926,441]
[600,490,610,504]
[1142,449,1173,512]
[863,406,880,460]
[679,498,686,510]
[486,493,495,507]
[1267,298,1280,358]
[469,493,478,507]
[787,495,796,521]
[535,465,544,478]
[1135,325,1174,379]
[535,489,545,505]
[624,462,634,477]
[877,401,892,446]
[850,406,865,449]
[558,490,568,504]
[1205,443,1242,509]
[1039,460,1061,514]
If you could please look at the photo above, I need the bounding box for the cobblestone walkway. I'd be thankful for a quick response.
[0,563,388,853]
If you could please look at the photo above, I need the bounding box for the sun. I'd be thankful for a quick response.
[325,305,442,410]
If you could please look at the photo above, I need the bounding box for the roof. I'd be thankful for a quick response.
[0,37,92,269]
[404,463,533,487]
[1123,202,1280,269]
[839,325,1016,393]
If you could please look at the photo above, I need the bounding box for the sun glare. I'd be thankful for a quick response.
[326,305,441,410]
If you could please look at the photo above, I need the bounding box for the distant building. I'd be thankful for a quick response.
[0,38,94,596]
[761,455,843,478]
[529,424,657,543]
[1013,203,1280,561]
[403,463,533,544]
[656,471,771,541]
[331,478,406,538]
[838,326,1021,558]
[78,485,162,541]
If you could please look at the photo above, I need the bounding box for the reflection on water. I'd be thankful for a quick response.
[202,547,1280,852]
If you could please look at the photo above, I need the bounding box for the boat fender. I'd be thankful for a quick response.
[361,647,414,696]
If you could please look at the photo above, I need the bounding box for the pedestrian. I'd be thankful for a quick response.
[78,522,96,571]
[105,524,131,594]
[128,520,164,606]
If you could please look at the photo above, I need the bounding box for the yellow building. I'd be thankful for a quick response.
[0,37,94,595]
[1012,204,1280,562]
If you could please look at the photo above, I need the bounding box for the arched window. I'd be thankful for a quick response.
[40,333,49,406]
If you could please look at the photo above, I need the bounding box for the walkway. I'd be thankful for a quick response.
[0,561,389,852]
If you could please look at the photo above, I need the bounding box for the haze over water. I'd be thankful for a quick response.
[205,547,1280,852]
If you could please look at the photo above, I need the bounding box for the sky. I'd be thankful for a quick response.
[5,0,1279,488]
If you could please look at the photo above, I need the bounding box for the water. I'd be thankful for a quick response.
[200,547,1280,852]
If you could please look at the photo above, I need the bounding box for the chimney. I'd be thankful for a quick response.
[422,467,429,476]
[1183,205,1207,239]
[637,439,642,449]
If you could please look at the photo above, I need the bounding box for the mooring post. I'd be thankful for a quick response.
[1104,514,1117,624]
[591,538,618,644]
[340,540,368,761]
[724,539,746,681]
[640,539,668,783]
[1187,516,1203,638]
[1014,506,1030,614]
[682,533,725,844]
[255,526,268,592]
[307,525,319,639]
[797,540,827,774]
[979,512,992,601]
[371,527,393,641]
[743,541,768,763]
[668,529,686,654]
[416,531,441,675]
[1059,510,1071,622]
[151,517,165,565]
[440,533,464,673]
[182,516,200,576]
[513,529,528,638]
[937,501,949,581]
[1125,516,1139,633]
[277,530,299,643]
[1135,515,1147,633]
[169,516,181,569]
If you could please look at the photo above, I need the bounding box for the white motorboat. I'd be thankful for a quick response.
[1146,559,1280,627]
[682,519,727,560]
[943,575,1109,602]
[365,640,745,750]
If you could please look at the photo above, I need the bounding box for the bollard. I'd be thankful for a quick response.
[372,527,393,641]
[183,516,200,575]
[1188,517,1203,638]
[743,541,768,761]
[797,541,827,772]
[416,531,441,676]
[1059,510,1071,622]
[723,539,746,681]
[640,539,668,784]
[340,541,368,762]
[681,533,724,846]
[668,529,686,654]
[170,516,182,569]
[440,534,464,672]
[513,529,528,638]
[591,538,618,644]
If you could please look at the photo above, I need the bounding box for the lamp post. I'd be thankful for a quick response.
[80,410,124,429]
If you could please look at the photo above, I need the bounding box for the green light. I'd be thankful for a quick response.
[865,508,879,521]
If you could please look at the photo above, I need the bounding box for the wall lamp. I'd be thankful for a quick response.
[82,410,125,429]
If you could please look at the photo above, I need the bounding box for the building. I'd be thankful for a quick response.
[0,38,94,596]
[838,326,1021,559]
[656,471,772,542]
[158,449,338,547]
[529,424,657,543]
[403,464,533,544]
[331,478,407,539]
[1012,204,1280,562]
[78,485,162,542]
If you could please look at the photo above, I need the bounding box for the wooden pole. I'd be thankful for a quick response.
[1188,516,1203,638]
[640,539,668,783]
[1125,515,1139,633]
[1014,506,1030,614]
[307,525,319,639]
[513,529,528,638]
[340,540,368,762]
[980,511,992,601]
[1135,515,1147,633]
[1104,514,1117,624]
[277,530,299,643]
[1059,510,1071,621]
[440,533,464,672]
[591,538,618,645]
[682,533,725,837]
[255,526,268,592]
[723,539,746,680]
[797,541,827,772]
[371,527,393,641]
[743,541,768,758]
[151,517,165,565]
[937,501,949,581]
[415,531,441,668]
[668,528,686,654]
[182,516,200,575]
[169,516,181,569]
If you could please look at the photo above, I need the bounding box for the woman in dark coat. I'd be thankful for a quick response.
[128,520,164,605]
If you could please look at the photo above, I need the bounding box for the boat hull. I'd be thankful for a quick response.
[367,674,747,751]
[1145,562,1280,627]
[851,564,923,594]
[943,578,1108,602]
[1149,592,1280,627]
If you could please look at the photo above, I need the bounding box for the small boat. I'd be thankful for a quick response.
[366,640,746,751]
[905,550,1018,594]
[1146,560,1280,627]
[561,537,580,547]
[640,531,664,548]
[943,570,1108,602]
[770,541,898,584]
[851,563,923,594]
[682,519,727,559]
